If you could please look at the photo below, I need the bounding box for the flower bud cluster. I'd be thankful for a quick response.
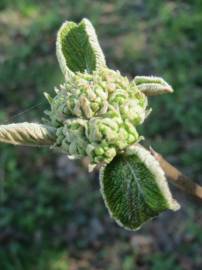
[47,68,149,166]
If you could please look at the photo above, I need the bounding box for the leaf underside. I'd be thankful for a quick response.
[57,18,106,78]
[100,146,179,230]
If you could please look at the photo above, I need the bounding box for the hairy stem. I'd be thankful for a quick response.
[150,147,202,201]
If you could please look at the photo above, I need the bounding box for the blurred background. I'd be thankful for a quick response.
[0,1,202,269]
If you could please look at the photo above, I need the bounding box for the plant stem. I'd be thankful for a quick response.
[149,147,202,201]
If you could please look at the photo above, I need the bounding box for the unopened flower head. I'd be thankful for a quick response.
[46,68,149,166]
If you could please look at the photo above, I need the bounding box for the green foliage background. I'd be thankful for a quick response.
[0,1,202,269]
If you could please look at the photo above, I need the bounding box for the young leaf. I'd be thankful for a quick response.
[134,76,173,96]
[56,18,106,80]
[0,123,56,146]
[100,145,180,230]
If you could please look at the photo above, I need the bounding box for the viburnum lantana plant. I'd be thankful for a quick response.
[0,18,182,230]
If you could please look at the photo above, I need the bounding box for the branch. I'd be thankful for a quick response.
[0,123,56,147]
[149,147,202,201]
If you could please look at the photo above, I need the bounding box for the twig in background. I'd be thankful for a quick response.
[150,147,202,201]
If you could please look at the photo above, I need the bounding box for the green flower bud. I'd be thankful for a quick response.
[46,68,149,166]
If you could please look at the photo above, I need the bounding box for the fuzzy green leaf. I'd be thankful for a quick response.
[100,145,180,230]
[56,18,106,79]
[134,76,173,96]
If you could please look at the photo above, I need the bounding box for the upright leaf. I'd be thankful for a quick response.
[56,18,106,80]
[100,145,180,230]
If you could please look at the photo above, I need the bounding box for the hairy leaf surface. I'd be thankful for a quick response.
[100,145,180,230]
[57,18,106,79]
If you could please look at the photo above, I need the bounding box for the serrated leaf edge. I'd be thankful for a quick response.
[99,145,180,230]
[125,145,180,211]
[56,21,75,80]
[81,18,106,69]
[56,18,106,80]
[100,165,140,231]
